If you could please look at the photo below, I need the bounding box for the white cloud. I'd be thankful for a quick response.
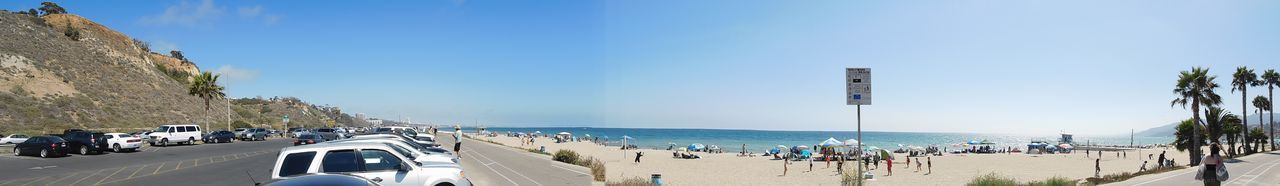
[139,0,226,28]
[151,40,180,53]
[215,65,259,84]
[237,5,263,17]
[237,5,282,26]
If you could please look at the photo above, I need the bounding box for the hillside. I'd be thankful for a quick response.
[0,11,360,134]
[1136,113,1280,137]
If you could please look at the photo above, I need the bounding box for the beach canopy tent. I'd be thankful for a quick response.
[980,139,995,145]
[821,138,843,147]
[558,132,571,135]
[876,149,893,160]
[844,139,860,146]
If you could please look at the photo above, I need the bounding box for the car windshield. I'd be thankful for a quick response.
[381,142,416,159]
[47,137,65,143]
[154,126,170,133]
[317,129,333,132]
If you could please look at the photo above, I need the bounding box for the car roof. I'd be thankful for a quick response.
[280,142,397,153]
[104,133,128,135]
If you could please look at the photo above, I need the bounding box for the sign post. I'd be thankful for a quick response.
[283,115,290,130]
[846,68,871,186]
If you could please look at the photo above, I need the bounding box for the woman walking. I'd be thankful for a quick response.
[1196,143,1228,186]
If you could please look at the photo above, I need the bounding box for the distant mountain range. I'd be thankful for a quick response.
[1136,113,1280,137]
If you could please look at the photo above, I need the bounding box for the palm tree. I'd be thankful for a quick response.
[1205,107,1231,144]
[1262,69,1279,151]
[1173,67,1223,165]
[188,71,226,133]
[1232,66,1258,153]
[1222,114,1244,157]
[1255,95,1271,152]
[1175,119,1207,153]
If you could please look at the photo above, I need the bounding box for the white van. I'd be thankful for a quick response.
[147,124,202,147]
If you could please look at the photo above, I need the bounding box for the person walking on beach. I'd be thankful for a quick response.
[635,151,643,163]
[1158,151,1167,168]
[905,156,911,169]
[1095,158,1101,177]
[1140,161,1148,172]
[782,155,789,176]
[1087,149,1091,158]
[873,155,880,170]
[1196,144,1227,186]
[915,158,922,172]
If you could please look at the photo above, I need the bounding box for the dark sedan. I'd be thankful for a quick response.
[203,130,235,143]
[293,134,325,146]
[12,136,68,158]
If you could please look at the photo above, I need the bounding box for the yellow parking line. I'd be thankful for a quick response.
[152,162,166,174]
[44,172,79,186]
[20,176,49,186]
[127,164,150,180]
[94,167,128,185]
[70,169,108,185]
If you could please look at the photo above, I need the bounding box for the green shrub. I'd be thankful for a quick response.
[577,157,605,181]
[605,177,652,186]
[1026,176,1075,186]
[553,149,580,164]
[966,173,1017,186]
[63,23,80,41]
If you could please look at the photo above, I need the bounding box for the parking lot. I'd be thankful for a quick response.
[0,137,291,186]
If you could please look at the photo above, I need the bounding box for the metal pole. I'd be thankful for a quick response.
[856,104,862,186]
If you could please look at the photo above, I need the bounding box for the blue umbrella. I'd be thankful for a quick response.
[688,143,705,151]
[769,148,781,154]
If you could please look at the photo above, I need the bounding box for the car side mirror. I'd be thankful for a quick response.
[399,162,413,172]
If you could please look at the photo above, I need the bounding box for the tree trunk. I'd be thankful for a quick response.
[1243,89,1250,154]
[1270,87,1274,152]
[1191,99,1202,166]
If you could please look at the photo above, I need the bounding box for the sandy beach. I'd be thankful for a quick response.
[469,133,1192,185]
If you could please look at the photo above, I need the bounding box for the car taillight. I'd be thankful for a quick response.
[50,144,56,148]
[307,140,314,143]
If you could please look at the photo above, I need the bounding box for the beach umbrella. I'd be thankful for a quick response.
[534,131,542,134]
[797,145,809,150]
[688,143,705,151]
[769,148,781,154]
[877,149,893,160]
[980,139,995,145]
[777,145,788,150]
[820,138,842,147]
[623,135,635,140]
[897,144,904,148]
[558,132,571,135]
[968,140,980,145]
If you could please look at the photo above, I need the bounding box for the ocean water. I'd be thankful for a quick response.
[472,127,1173,152]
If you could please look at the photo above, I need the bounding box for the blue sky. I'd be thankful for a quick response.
[5,1,1280,135]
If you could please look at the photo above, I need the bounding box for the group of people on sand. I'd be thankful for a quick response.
[781,152,933,177]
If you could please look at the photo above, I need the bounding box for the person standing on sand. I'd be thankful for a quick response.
[886,157,893,176]
[1095,158,1101,177]
[635,151,643,163]
[783,155,789,176]
[1158,151,1166,168]
[905,156,911,169]
[927,156,932,174]
[808,156,814,172]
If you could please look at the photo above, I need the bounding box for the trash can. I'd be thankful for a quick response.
[651,174,662,186]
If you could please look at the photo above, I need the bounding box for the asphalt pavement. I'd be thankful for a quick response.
[1107,151,1280,186]
[0,137,290,186]
[436,132,594,186]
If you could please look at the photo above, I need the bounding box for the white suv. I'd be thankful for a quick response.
[147,124,202,147]
[271,142,470,186]
[103,133,143,152]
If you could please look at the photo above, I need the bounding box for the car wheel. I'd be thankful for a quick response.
[188,138,195,145]
[160,139,169,147]
[39,149,48,158]
[13,147,20,156]
[79,146,89,155]
[113,144,121,152]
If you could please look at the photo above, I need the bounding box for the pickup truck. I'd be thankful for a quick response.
[53,129,108,155]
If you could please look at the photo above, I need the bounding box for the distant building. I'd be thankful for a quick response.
[366,118,383,126]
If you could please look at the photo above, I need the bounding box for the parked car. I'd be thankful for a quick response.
[289,128,310,138]
[233,128,249,137]
[314,128,340,141]
[330,138,458,165]
[61,129,108,155]
[294,134,326,146]
[270,142,470,186]
[239,128,269,141]
[12,136,67,158]
[203,130,236,143]
[103,133,143,152]
[260,173,380,186]
[147,124,202,147]
[1,134,30,144]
